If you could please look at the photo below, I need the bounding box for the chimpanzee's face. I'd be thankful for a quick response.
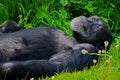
[71,16,106,39]
[71,16,113,45]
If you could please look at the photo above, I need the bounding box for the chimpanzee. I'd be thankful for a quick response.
[0,16,113,80]
[0,43,98,80]
[0,16,113,62]
[0,20,24,33]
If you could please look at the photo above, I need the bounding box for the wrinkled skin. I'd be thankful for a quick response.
[0,44,98,80]
[71,16,113,49]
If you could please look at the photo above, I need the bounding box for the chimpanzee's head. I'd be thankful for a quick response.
[71,16,113,49]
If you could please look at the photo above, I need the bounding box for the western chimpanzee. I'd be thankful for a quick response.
[0,16,113,61]
[0,16,113,80]
[0,43,98,80]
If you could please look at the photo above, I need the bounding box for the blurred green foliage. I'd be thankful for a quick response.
[0,0,120,35]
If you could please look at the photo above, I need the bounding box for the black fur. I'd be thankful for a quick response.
[0,27,78,62]
[0,44,98,80]
[0,16,113,62]
[0,20,24,33]
[71,16,113,49]
[0,16,113,80]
